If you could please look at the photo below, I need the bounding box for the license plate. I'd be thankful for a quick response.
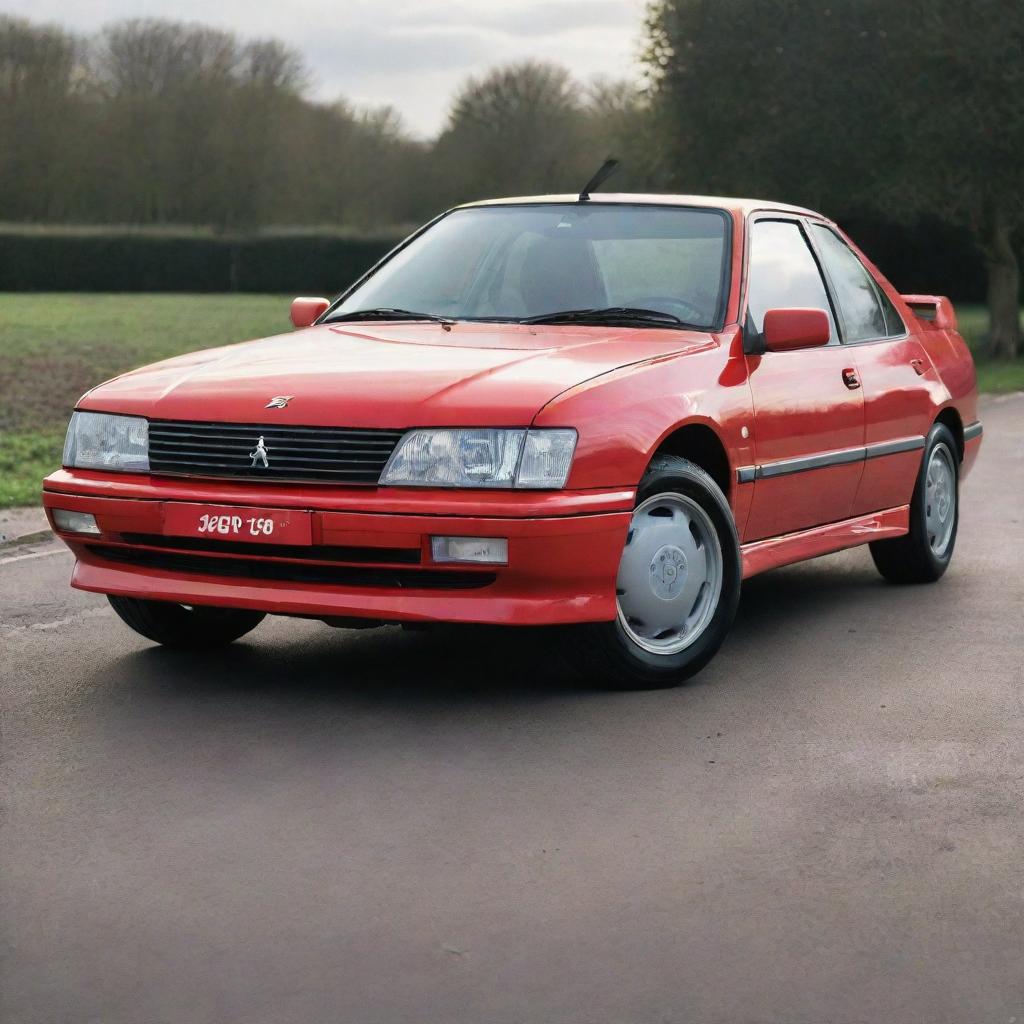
[163,503,312,545]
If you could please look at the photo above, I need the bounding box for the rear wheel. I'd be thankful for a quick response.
[870,422,959,583]
[566,455,741,689]
[107,595,265,648]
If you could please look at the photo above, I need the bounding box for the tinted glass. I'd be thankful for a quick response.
[333,204,729,328]
[746,220,836,342]
[875,281,906,337]
[810,225,888,342]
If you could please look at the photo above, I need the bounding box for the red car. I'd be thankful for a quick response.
[44,192,981,688]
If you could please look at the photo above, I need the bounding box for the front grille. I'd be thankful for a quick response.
[88,544,495,590]
[148,420,404,483]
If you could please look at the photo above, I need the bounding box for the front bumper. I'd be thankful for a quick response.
[43,471,634,625]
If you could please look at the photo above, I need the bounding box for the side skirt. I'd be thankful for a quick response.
[740,506,910,580]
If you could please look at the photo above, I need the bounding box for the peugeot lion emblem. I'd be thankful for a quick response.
[249,436,270,469]
[266,396,293,409]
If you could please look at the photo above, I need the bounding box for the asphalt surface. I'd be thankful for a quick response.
[2,394,1022,1024]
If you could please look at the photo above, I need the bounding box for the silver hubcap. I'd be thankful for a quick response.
[616,493,723,655]
[925,443,956,556]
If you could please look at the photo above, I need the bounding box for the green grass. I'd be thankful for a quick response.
[0,294,1020,508]
[954,305,1024,394]
[0,294,289,507]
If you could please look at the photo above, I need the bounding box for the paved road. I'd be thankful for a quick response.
[2,395,1022,1024]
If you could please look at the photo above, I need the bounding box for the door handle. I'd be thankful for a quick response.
[910,358,925,375]
[842,367,861,390]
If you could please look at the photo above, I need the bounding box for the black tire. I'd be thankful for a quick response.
[869,422,959,584]
[565,454,742,689]
[107,595,265,648]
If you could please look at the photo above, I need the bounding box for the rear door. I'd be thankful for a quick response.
[806,223,936,516]
[742,217,866,542]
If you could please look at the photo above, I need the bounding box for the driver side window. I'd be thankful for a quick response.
[746,220,838,344]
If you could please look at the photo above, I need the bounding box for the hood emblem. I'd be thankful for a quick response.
[249,436,270,469]
[266,396,293,409]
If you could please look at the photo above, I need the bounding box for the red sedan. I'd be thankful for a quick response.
[44,193,981,688]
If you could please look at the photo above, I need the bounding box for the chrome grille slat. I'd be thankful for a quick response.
[148,419,402,484]
[149,462,382,475]
[149,448,390,465]
[148,446,398,456]
[149,430,401,444]
[149,437,398,452]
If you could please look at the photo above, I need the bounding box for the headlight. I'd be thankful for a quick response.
[63,411,149,473]
[380,428,577,489]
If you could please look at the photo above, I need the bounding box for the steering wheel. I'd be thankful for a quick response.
[631,295,706,324]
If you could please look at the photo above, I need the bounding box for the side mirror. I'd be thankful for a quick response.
[290,296,330,329]
[762,308,831,352]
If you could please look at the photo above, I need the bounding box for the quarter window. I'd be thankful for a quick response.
[746,220,837,343]
[874,279,906,337]
[810,225,893,342]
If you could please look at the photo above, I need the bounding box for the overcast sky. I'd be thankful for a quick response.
[3,0,646,136]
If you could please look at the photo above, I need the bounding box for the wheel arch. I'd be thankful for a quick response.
[649,421,732,500]
[934,405,964,461]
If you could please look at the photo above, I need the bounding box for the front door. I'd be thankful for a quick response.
[742,218,866,542]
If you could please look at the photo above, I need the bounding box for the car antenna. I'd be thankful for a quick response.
[578,157,620,202]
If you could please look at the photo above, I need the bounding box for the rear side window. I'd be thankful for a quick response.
[745,220,837,343]
[810,225,896,342]
[874,279,905,337]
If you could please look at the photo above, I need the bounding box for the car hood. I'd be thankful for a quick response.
[80,320,717,428]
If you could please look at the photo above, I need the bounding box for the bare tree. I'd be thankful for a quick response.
[0,16,85,220]
[435,61,594,203]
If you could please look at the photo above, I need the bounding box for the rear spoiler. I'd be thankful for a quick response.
[901,294,957,331]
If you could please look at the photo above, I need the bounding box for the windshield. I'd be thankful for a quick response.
[330,203,730,329]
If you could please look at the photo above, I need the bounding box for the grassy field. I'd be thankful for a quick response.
[950,306,1024,394]
[0,293,1021,507]
[0,294,289,507]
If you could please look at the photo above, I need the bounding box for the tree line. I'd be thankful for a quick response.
[1,5,1020,356]
[0,16,637,230]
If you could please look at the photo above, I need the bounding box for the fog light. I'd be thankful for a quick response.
[431,536,508,565]
[52,509,100,535]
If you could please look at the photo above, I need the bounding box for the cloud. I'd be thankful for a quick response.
[1,0,645,134]
[401,1,636,37]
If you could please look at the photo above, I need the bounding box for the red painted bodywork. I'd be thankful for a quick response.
[290,296,329,329]
[902,294,957,331]
[762,308,831,351]
[43,194,981,626]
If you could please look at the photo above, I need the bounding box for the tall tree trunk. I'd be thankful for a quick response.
[983,208,1021,359]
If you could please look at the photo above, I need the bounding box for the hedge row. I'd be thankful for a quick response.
[0,233,403,294]
[0,220,1000,301]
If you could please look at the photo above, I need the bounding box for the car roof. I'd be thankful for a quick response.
[458,193,821,218]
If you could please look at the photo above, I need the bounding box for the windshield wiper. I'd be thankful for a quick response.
[520,306,691,328]
[323,307,454,325]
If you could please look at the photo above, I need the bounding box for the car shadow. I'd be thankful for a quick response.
[122,621,592,707]
[96,550,894,711]
[732,553,887,637]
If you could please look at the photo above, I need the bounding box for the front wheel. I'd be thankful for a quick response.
[870,422,959,584]
[107,595,266,648]
[566,455,742,689]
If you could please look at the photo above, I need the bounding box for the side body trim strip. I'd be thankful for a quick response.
[758,446,865,479]
[964,421,983,442]
[864,436,927,459]
[735,435,925,483]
